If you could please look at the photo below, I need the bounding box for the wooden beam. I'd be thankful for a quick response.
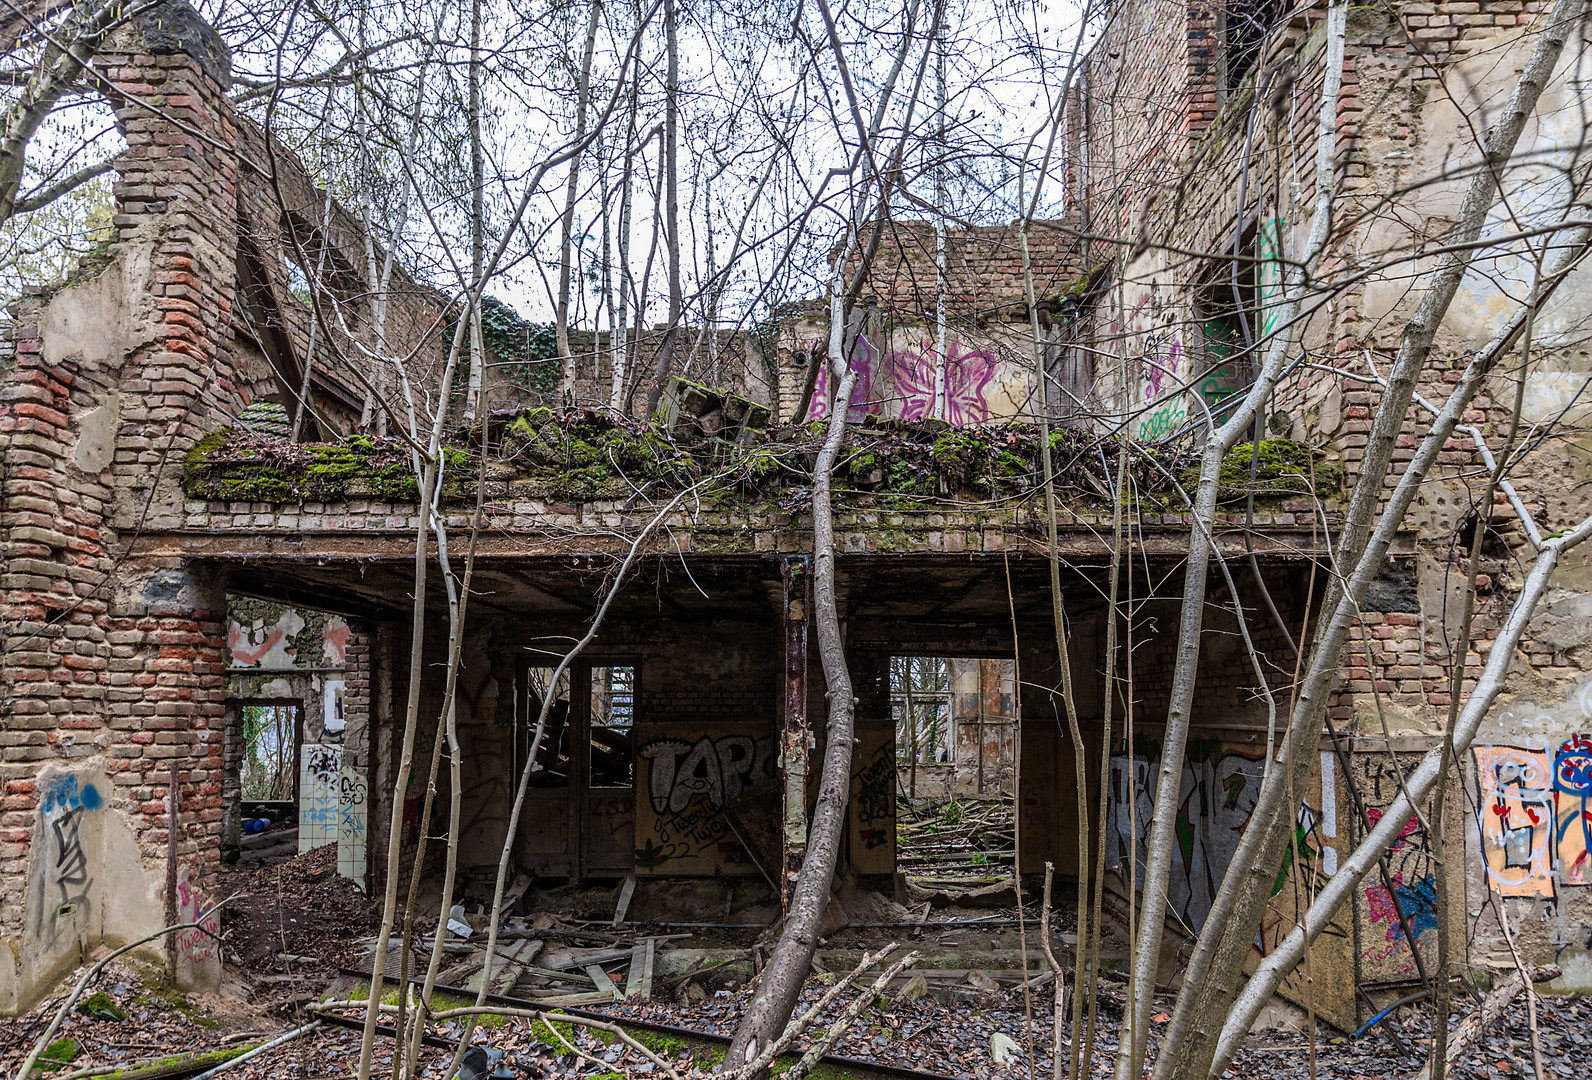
[781,555,812,912]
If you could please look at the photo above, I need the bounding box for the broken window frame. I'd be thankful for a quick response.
[890,656,953,767]
[586,661,638,790]
[1189,218,1283,430]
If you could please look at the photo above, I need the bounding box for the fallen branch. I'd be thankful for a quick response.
[1407,965,1560,1080]
[781,950,921,1080]
[190,1022,322,1080]
[312,1001,679,1080]
[728,944,900,1080]
[16,911,230,1080]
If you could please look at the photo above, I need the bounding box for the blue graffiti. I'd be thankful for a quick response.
[41,774,102,817]
[1389,875,1439,942]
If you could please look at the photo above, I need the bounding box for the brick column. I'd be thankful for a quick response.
[0,2,241,1011]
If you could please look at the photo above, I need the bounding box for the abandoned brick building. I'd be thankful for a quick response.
[5,0,1592,1044]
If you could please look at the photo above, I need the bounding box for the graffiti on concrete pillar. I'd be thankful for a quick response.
[174,870,219,965]
[337,765,368,886]
[1360,806,1439,978]
[38,774,102,931]
[1472,745,1554,898]
[299,743,341,853]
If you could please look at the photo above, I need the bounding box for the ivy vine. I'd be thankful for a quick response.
[448,296,559,394]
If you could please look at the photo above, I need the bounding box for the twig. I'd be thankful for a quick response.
[781,951,921,1080]
[16,910,230,1080]
[727,944,899,1080]
[312,1001,680,1080]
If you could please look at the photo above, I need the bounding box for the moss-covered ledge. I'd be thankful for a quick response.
[183,405,1337,514]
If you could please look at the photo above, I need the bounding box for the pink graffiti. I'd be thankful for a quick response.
[1365,807,1421,850]
[888,341,1000,426]
[1143,338,1183,400]
[322,621,350,665]
[174,877,219,963]
[808,336,879,423]
[227,623,285,666]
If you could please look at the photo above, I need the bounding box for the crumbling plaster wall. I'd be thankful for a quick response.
[0,1,403,1012]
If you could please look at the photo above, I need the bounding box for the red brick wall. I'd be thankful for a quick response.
[0,8,243,1000]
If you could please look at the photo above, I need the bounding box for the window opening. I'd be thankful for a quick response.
[241,703,297,800]
[1194,246,1258,428]
[892,657,952,770]
[1224,0,1284,91]
[588,664,636,788]
[525,667,572,788]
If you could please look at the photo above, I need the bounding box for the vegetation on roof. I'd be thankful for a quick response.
[184,405,1333,513]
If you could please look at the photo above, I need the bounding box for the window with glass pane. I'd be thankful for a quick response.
[891,657,952,765]
[589,665,635,787]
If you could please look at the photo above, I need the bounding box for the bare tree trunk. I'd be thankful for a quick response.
[725,263,859,1071]
[464,0,486,421]
[1115,9,1349,1074]
[932,24,948,420]
[642,0,682,418]
[610,77,638,409]
[557,0,604,383]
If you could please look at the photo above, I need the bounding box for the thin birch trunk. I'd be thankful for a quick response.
[464,0,486,421]
[641,0,682,418]
[610,70,638,409]
[1154,4,1585,1074]
[932,25,948,420]
[1118,7,1349,1073]
[439,480,714,1078]
[557,0,604,382]
[724,260,859,1072]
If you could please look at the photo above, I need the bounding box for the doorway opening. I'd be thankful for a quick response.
[234,699,307,868]
[891,656,1017,889]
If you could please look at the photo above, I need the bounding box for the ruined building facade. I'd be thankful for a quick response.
[4,0,1592,1034]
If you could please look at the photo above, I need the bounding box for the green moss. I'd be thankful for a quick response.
[91,1046,249,1079]
[1182,438,1323,503]
[76,991,126,1021]
[931,432,983,485]
[132,987,217,1027]
[43,1038,80,1063]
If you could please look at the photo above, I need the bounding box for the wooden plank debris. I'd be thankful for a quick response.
[612,875,636,927]
[623,938,656,1001]
[469,937,538,994]
[547,947,633,970]
[491,938,542,995]
[585,963,620,1002]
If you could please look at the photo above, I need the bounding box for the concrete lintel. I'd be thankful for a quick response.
[133,525,1382,563]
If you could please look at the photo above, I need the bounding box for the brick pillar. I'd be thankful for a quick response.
[0,2,240,1011]
[101,1,242,529]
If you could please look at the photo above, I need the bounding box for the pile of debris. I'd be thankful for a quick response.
[897,797,1020,908]
[369,892,750,1010]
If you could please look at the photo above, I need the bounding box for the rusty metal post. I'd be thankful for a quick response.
[780,555,811,911]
